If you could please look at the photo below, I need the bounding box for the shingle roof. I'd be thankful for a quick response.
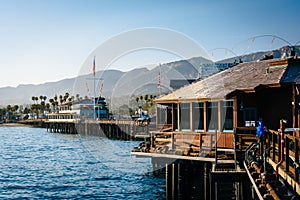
[156,58,300,103]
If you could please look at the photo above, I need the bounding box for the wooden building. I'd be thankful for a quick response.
[155,57,300,149]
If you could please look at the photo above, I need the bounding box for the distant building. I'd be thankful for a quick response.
[170,79,197,90]
[47,97,109,122]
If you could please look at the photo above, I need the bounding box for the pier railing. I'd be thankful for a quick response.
[151,131,234,157]
[266,129,299,183]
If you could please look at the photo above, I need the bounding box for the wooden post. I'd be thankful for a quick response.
[292,85,297,128]
[171,132,175,150]
[177,163,181,199]
[172,163,178,199]
[278,133,281,163]
[218,101,222,132]
[295,138,299,181]
[215,130,218,165]
[272,131,276,161]
[204,162,210,200]
[177,103,181,131]
[210,133,213,151]
[199,133,203,151]
[172,103,174,131]
[166,163,172,200]
[233,97,238,129]
[204,101,207,132]
[285,136,289,172]
[190,102,193,132]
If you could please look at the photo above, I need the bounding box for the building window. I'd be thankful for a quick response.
[221,100,234,132]
[180,102,190,131]
[174,104,178,131]
[243,108,257,127]
[157,105,167,125]
[207,101,218,132]
[192,102,204,132]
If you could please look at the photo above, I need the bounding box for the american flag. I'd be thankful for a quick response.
[92,56,96,76]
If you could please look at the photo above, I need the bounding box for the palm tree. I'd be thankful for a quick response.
[59,95,63,105]
[31,96,36,104]
[6,105,12,112]
[54,95,58,102]
[13,105,19,113]
[135,97,139,104]
[39,95,43,103]
[46,103,51,112]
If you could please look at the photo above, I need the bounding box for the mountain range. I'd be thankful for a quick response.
[0,45,299,105]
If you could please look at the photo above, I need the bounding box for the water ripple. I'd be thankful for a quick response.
[0,127,165,199]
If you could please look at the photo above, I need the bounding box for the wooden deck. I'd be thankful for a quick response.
[131,151,236,164]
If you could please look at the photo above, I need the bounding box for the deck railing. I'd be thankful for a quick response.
[151,130,234,156]
[266,129,299,182]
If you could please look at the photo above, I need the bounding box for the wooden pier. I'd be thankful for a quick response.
[44,120,154,140]
[132,126,300,199]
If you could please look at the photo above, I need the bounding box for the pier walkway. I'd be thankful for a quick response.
[131,127,300,199]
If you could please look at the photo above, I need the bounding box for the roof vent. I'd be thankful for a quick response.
[265,67,270,74]
[260,54,274,61]
[290,46,296,57]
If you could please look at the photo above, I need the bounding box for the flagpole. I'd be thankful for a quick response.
[92,56,96,120]
[94,73,96,120]
[86,56,97,120]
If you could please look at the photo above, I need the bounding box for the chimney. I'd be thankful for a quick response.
[290,46,296,57]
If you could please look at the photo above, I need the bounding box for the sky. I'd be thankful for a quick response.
[1,0,300,87]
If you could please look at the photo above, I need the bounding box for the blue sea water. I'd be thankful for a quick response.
[0,126,165,199]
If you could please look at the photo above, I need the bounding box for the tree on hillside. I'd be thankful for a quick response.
[76,94,80,101]
[59,95,63,105]
[13,105,19,113]
[135,97,139,104]
[64,92,70,102]
[31,96,36,104]
[54,95,58,102]
[39,95,43,103]
[45,103,50,112]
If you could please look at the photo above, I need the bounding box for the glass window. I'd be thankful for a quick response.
[174,104,178,131]
[180,102,190,131]
[221,100,233,132]
[192,102,204,131]
[157,105,166,125]
[207,102,218,131]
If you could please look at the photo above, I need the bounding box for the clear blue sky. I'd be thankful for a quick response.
[1,0,300,87]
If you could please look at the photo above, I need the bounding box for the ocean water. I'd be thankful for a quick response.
[0,126,165,199]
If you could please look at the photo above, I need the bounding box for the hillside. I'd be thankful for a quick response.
[0,45,298,105]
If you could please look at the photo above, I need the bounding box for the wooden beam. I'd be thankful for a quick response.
[233,97,238,128]
[190,102,193,132]
[177,103,180,131]
[292,85,297,128]
[204,101,207,132]
[172,103,174,131]
[218,101,222,132]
